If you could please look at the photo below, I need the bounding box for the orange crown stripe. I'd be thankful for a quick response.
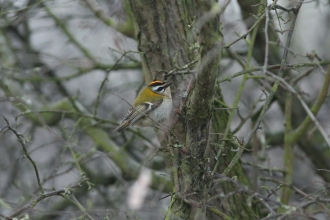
[148,80,165,86]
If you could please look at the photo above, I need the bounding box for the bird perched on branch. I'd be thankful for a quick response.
[113,80,172,132]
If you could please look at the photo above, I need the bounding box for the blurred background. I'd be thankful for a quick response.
[0,0,330,219]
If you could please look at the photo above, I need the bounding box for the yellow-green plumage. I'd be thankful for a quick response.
[132,87,164,104]
[113,80,172,132]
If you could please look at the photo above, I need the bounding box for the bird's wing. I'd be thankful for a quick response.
[125,99,163,124]
[113,99,163,132]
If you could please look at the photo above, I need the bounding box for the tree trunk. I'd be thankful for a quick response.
[128,0,259,218]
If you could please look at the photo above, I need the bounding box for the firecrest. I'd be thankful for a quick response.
[113,80,172,132]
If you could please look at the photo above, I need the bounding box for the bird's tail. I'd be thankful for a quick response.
[113,121,130,133]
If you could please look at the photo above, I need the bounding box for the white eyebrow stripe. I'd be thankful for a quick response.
[151,85,165,92]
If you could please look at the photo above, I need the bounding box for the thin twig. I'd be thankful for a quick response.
[222,1,304,175]
[266,70,330,148]
[112,92,168,131]
[7,179,89,219]
[220,1,266,175]
[93,50,141,116]
[218,59,330,83]
[262,2,270,75]
[81,0,134,38]
[43,4,97,63]
[224,12,266,48]
[61,190,95,220]
[3,116,44,194]
[291,67,316,85]
[242,161,286,173]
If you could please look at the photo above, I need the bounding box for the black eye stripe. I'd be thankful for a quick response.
[156,87,164,92]
[151,85,165,92]
[149,80,171,92]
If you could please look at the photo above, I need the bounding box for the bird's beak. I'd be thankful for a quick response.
[165,82,172,88]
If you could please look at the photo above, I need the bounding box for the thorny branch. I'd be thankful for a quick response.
[2,117,44,194]
[5,179,89,220]
[266,70,330,148]
[222,0,304,176]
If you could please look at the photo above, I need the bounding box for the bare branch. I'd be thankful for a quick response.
[81,0,135,38]
[7,179,89,219]
[222,0,304,175]
[2,116,44,194]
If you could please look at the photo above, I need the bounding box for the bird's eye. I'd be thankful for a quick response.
[152,85,165,92]
[156,87,164,92]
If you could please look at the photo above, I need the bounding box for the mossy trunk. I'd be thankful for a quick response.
[129,0,259,219]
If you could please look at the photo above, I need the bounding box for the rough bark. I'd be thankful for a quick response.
[129,0,258,219]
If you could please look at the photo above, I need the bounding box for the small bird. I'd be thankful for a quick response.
[113,80,172,132]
